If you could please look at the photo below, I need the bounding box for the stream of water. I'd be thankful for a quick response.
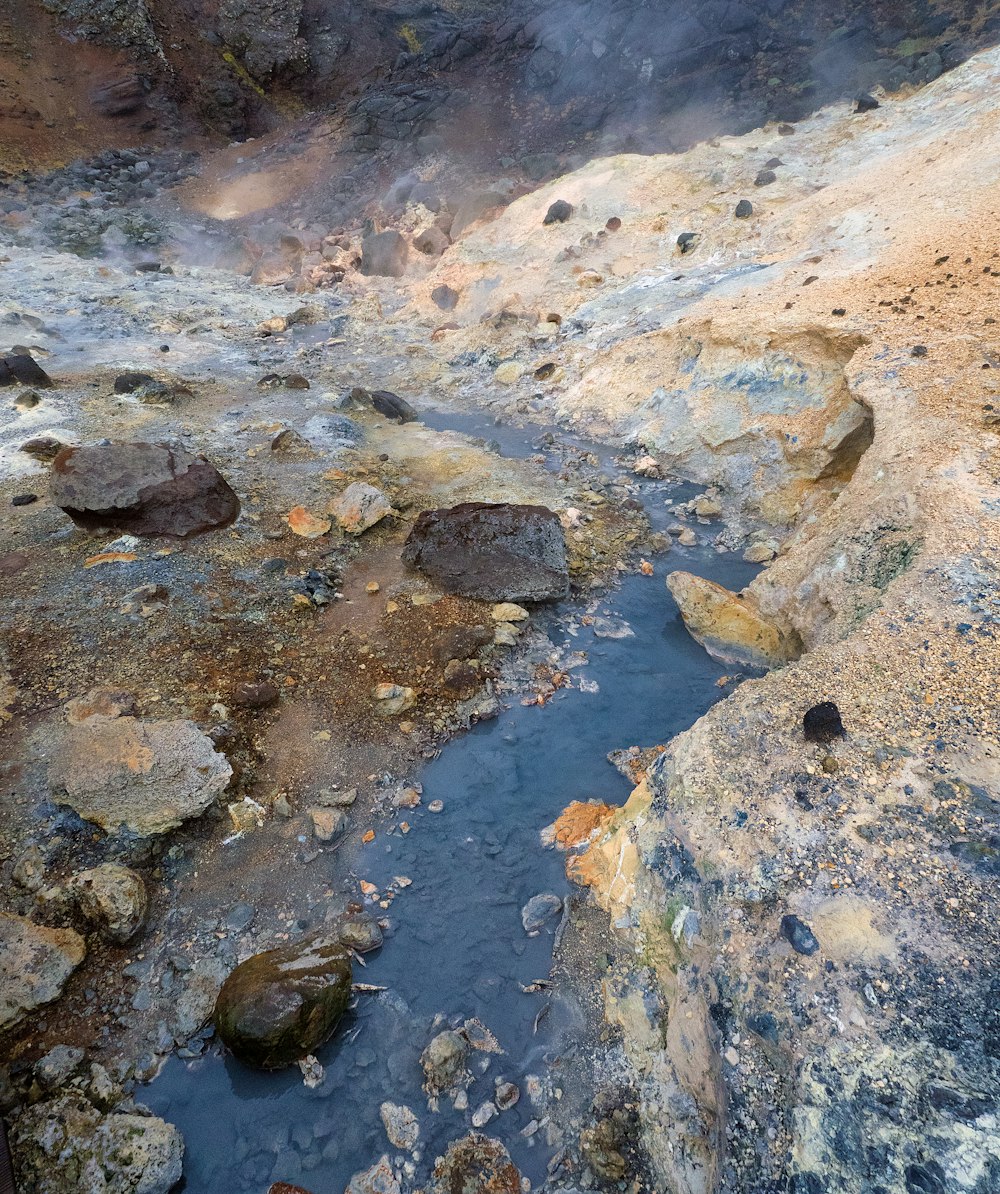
[144,414,758,1193]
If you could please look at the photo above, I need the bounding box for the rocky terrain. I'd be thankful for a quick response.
[1,2,999,1194]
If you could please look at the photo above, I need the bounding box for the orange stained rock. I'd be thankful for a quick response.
[551,799,616,851]
[84,551,137,568]
[287,506,331,538]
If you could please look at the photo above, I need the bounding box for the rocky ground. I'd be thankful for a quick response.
[1,5,999,1194]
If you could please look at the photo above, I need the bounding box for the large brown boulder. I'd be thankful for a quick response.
[401,502,568,602]
[214,934,352,1069]
[50,442,240,537]
[428,1134,522,1194]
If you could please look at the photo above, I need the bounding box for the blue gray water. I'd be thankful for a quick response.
[144,421,758,1193]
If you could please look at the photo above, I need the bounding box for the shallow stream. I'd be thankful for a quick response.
[144,412,758,1193]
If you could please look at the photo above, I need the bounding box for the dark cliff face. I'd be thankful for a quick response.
[24,0,997,148]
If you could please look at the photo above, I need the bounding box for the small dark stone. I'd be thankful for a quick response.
[20,436,64,461]
[543,200,574,225]
[904,1161,946,1194]
[735,199,753,218]
[2,353,53,388]
[855,93,880,113]
[765,157,782,168]
[232,681,280,710]
[780,914,819,956]
[831,307,847,316]
[676,231,698,253]
[114,372,158,394]
[754,169,777,187]
[911,345,928,357]
[371,390,417,423]
[11,493,37,506]
[534,362,556,380]
[431,284,460,311]
[804,701,846,742]
[284,375,310,390]
[606,216,622,232]
[133,261,162,273]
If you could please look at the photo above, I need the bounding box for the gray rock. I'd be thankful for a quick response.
[48,716,232,836]
[360,230,408,277]
[67,863,148,943]
[0,913,86,1033]
[420,1029,470,1094]
[9,1094,183,1194]
[521,893,563,933]
[330,482,394,535]
[380,1101,419,1150]
[35,1044,86,1090]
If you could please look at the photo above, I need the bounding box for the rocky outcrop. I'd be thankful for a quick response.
[0,913,86,1033]
[217,0,308,83]
[402,502,569,602]
[9,1094,183,1194]
[214,934,352,1069]
[50,443,240,538]
[48,716,233,836]
[666,571,800,668]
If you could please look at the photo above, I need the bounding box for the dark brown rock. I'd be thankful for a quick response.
[232,681,280,710]
[431,284,460,311]
[402,502,568,602]
[20,437,65,462]
[429,1133,521,1194]
[214,934,352,1069]
[430,623,493,665]
[50,443,240,538]
[2,354,52,388]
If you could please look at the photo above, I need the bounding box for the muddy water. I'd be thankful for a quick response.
[144,416,758,1194]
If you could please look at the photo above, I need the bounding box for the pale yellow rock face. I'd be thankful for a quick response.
[0,913,86,1032]
[666,570,795,668]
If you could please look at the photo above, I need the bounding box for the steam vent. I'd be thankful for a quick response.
[1,2,999,1193]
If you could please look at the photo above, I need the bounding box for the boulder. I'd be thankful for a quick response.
[48,716,233,836]
[0,913,86,1033]
[330,482,395,535]
[8,1094,183,1194]
[666,571,795,668]
[428,1134,522,1194]
[50,443,240,538]
[214,934,352,1069]
[402,502,568,602]
[1,352,53,388]
[370,389,417,423]
[431,284,460,311]
[360,230,408,278]
[521,892,563,933]
[67,863,148,944]
[413,225,449,257]
[420,1029,470,1094]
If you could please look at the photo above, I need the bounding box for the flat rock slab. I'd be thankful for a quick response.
[50,442,240,537]
[0,913,86,1033]
[9,1094,183,1194]
[402,502,568,602]
[48,717,232,836]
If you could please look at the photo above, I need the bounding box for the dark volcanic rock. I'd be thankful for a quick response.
[780,914,820,956]
[360,229,408,277]
[803,700,845,742]
[214,934,352,1069]
[543,199,574,225]
[113,371,158,393]
[431,284,460,311]
[371,389,417,423]
[1,353,53,388]
[402,502,568,602]
[855,92,880,113]
[50,442,240,537]
[735,199,753,218]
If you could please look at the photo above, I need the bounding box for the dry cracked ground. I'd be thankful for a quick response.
[1,25,999,1194]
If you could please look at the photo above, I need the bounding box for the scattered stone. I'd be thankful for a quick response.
[743,541,777,564]
[35,1045,85,1090]
[1,352,53,388]
[271,428,313,455]
[495,1081,520,1111]
[361,230,408,277]
[780,914,820,955]
[581,1118,628,1181]
[803,700,846,742]
[113,371,158,394]
[20,435,66,461]
[543,200,574,225]
[48,716,232,836]
[754,169,777,187]
[12,844,46,891]
[633,454,661,478]
[380,1102,420,1150]
[431,284,460,311]
[428,1133,521,1194]
[337,915,383,953]
[371,389,417,423]
[694,496,722,518]
[50,442,240,537]
[346,1156,401,1194]
[677,528,697,546]
[402,502,569,602]
[677,231,698,253]
[232,680,280,709]
[8,1095,183,1194]
[15,389,41,409]
[491,602,529,622]
[315,787,358,807]
[287,506,331,538]
[666,571,795,668]
[0,913,86,1033]
[855,92,880,113]
[735,199,753,218]
[309,808,345,842]
[421,1029,470,1094]
[214,934,352,1069]
[374,683,416,715]
[413,225,449,256]
[331,482,395,534]
[67,863,148,944]
[521,893,563,933]
[472,1101,497,1127]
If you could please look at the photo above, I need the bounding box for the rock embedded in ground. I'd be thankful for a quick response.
[231,680,280,709]
[543,199,574,225]
[431,284,459,311]
[0,913,86,1033]
[421,1028,470,1094]
[666,571,796,668]
[361,230,408,277]
[330,482,394,534]
[735,199,753,218]
[428,1133,522,1194]
[780,914,820,955]
[803,700,846,742]
[402,502,569,602]
[214,934,352,1069]
[521,892,563,933]
[308,807,344,842]
[48,716,233,836]
[9,1094,183,1194]
[67,863,148,944]
[413,225,449,256]
[50,442,240,537]
[370,389,417,423]
[1,352,53,387]
[113,371,158,394]
[380,1101,419,1150]
[337,914,383,953]
[374,682,416,715]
